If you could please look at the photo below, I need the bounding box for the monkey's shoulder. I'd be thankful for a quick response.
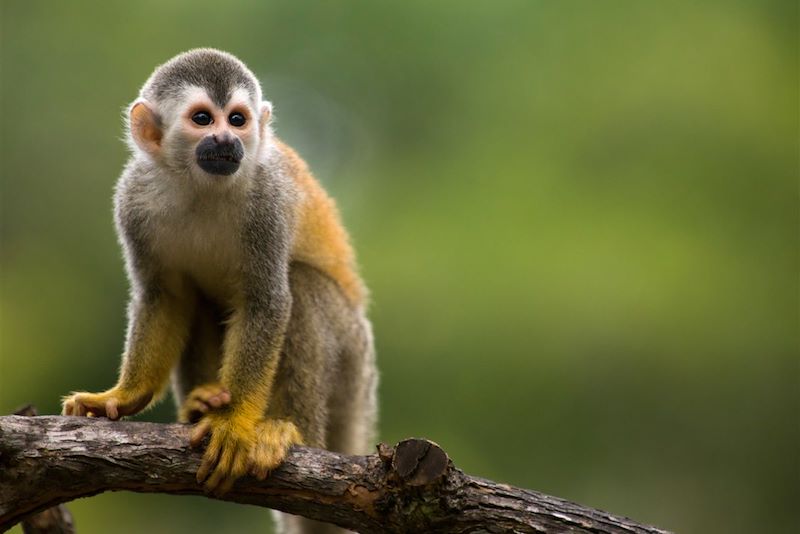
[270,142,367,305]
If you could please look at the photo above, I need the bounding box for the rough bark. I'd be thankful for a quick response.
[0,416,672,534]
[11,406,75,534]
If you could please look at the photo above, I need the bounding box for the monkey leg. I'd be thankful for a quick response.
[269,262,374,534]
[325,313,377,457]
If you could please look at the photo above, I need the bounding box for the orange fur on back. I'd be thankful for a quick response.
[278,141,366,307]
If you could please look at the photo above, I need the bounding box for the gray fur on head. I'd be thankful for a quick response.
[140,48,262,109]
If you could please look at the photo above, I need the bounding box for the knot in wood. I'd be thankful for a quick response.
[390,439,449,487]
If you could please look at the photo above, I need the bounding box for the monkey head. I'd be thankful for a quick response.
[126,49,272,182]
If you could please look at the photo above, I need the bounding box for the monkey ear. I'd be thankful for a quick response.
[129,99,162,155]
[259,101,273,130]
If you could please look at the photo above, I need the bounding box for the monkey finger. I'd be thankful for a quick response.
[197,452,217,485]
[197,434,223,483]
[190,419,213,448]
[73,401,86,417]
[213,474,237,497]
[62,399,74,416]
[68,394,108,418]
[208,446,248,495]
[204,452,233,493]
[250,463,270,481]
[105,398,120,420]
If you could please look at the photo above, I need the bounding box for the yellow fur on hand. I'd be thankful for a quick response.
[190,411,303,494]
[248,419,303,480]
[61,387,153,420]
[191,410,259,495]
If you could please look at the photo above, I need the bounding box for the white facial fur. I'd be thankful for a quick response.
[128,85,272,188]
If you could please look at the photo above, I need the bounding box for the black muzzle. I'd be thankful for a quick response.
[195,136,244,176]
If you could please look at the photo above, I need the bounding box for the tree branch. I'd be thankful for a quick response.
[10,406,75,534]
[0,416,671,533]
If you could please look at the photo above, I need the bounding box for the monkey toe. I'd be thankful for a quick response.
[182,399,212,423]
[62,399,76,416]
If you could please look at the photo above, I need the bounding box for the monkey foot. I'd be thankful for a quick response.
[179,383,231,423]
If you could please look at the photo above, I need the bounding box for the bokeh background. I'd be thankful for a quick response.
[1,1,797,533]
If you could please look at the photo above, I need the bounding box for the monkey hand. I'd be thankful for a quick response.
[248,418,303,480]
[178,383,231,423]
[190,412,303,494]
[191,410,259,495]
[61,387,153,420]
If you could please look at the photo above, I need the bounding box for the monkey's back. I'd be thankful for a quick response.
[278,141,368,307]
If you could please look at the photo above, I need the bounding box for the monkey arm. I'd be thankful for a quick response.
[218,291,291,423]
[192,283,294,494]
[191,201,300,494]
[117,290,195,400]
[218,193,294,422]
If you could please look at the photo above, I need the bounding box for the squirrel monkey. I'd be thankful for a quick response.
[61,49,377,533]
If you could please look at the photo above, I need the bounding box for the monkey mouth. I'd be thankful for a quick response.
[196,155,241,176]
[195,140,244,176]
[198,153,238,162]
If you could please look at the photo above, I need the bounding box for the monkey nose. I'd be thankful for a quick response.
[212,133,236,145]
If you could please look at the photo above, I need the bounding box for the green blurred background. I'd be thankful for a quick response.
[1,1,797,533]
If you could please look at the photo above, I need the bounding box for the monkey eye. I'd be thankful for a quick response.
[229,112,246,127]
[191,111,212,126]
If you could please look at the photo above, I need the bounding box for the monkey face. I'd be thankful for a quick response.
[180,88,256,177]
[128,85,271,181]
[129,52,274,182]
